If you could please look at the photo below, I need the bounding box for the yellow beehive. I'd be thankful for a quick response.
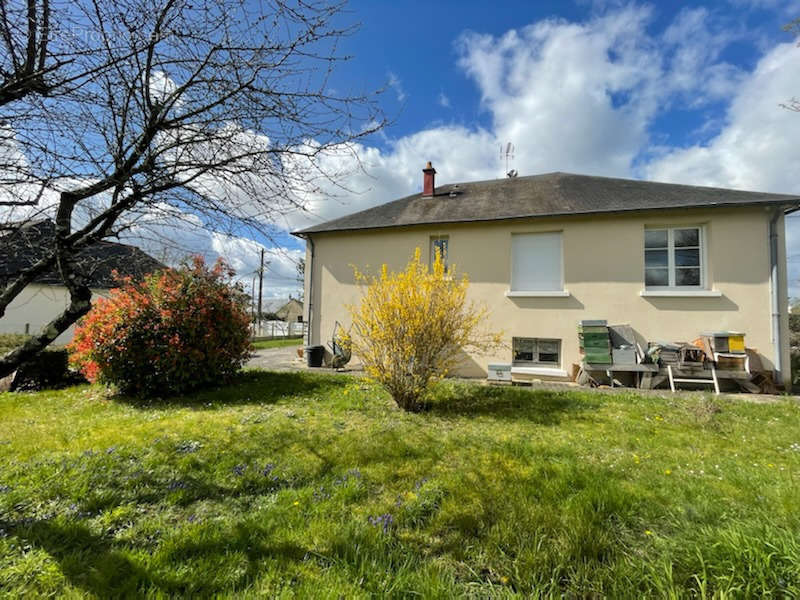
[727,334,745,353]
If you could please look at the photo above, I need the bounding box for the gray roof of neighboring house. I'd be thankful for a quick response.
[0,219,164,288]
[294,171,800,235]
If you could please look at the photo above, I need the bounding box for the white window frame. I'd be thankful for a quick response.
[507,231,567,297]
[512,337,561,367]
[644,225,706,291]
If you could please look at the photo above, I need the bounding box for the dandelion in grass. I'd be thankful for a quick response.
[645,530,653,536]
[664,469,671,475]
[500,576,510,585]
[293,501,300,506]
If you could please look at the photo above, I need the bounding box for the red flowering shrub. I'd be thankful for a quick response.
[69,257,252,397]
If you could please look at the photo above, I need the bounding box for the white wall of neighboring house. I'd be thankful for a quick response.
[0,283,110,344]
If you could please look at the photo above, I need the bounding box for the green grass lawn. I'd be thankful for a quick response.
[1,373,799,597]
[251,338,303,350]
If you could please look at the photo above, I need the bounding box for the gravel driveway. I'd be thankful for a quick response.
[247,345,363,374]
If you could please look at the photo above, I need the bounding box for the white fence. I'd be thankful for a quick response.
[253,320,307,339]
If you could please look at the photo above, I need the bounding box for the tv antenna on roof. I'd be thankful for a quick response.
[501,142,517,177]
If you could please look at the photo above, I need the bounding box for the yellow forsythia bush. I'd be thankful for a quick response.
[346,248,501,412]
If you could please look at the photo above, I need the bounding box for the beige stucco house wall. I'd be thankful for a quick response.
[302,206,791,387]
[0,284,111,344]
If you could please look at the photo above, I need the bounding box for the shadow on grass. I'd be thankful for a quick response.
[426,383,600,424]
[112,369,350,410]
[10,517,309,597]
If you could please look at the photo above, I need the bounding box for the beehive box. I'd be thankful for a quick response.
[579,320,612,363]
[711,332,745,355]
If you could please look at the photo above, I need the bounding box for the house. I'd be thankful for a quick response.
[276,297,304,323]
[0,220,164,343]
[258,297,303,323]
[293,165,800,387]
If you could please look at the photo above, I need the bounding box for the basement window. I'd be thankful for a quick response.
[512,337,560,367]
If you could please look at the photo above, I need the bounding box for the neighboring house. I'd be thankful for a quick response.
[0,220,164,343]
[276,297,304,323]
[259,298,303,323]
[294,165,800,387]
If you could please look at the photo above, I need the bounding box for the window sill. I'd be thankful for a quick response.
[511,366,568,377]
[505,290,570,298]
[639,289,722,298]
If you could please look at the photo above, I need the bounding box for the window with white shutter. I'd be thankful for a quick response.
[510,232,563,292]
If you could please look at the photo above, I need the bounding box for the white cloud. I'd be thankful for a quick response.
[438,91,451,108]
[387,72,407,102]
[113,206,305,300]
[645,42,800,193]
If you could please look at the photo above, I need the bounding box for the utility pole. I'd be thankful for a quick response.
[257,249,265,336]
[251,276,257,334]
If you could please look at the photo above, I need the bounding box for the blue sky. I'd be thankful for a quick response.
[330,0,793,150]
[333,0,771,147]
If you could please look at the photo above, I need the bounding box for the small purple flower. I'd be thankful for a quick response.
[187,514,198,523]
[106,446,117,455]
[367,513,394,534]
[232,464,247,476]
[167,480,188,491]
[261,463,275,476]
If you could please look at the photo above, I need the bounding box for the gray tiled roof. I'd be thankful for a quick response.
[294,172,800,235]
[0,219,164,288]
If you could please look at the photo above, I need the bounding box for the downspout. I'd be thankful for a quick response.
[304,234,315,347]
[769,209,782,384]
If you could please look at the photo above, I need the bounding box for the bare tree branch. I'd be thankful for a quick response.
[0,0,385,376]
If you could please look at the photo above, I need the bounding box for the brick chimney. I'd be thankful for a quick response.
[422,161,436,197]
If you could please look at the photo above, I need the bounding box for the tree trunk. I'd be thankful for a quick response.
[393,392,426,413]
[0,285,92,378]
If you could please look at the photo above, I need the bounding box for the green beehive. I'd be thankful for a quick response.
[578,320,612,363]
[585,352,613,364]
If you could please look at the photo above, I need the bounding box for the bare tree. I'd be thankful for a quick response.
[0,0,54,104]
[0,0,384,376]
